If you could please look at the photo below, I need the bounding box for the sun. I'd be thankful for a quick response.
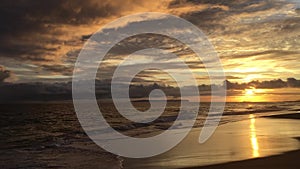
[245,87,256,96]
[245,89,254,95]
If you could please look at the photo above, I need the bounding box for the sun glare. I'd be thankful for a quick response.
[245,87,256,96]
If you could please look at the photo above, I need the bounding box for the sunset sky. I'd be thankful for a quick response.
[0,0,300,102]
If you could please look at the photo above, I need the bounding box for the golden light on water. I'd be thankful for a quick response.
[249,114,260,157]
[231,88,270,102]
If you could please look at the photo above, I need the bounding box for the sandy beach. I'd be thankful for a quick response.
[182,113,300,169]
[124,112,300,169]
[180,113,300,169]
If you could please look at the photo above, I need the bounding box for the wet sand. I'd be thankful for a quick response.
[182,114,300,169]
[185,147,300,169]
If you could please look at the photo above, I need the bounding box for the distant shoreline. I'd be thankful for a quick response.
[131,99,189,102]
[0,100,299,104]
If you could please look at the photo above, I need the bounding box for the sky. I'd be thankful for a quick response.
[0,0,300,102]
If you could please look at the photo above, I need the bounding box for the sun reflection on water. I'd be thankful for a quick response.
[249,114,260,157]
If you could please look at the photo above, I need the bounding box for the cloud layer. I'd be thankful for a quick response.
[0,0,299,84]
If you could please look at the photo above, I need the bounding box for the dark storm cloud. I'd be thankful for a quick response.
[0,0,168,82]
[0,0,142,36]
[0,0,154,59]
